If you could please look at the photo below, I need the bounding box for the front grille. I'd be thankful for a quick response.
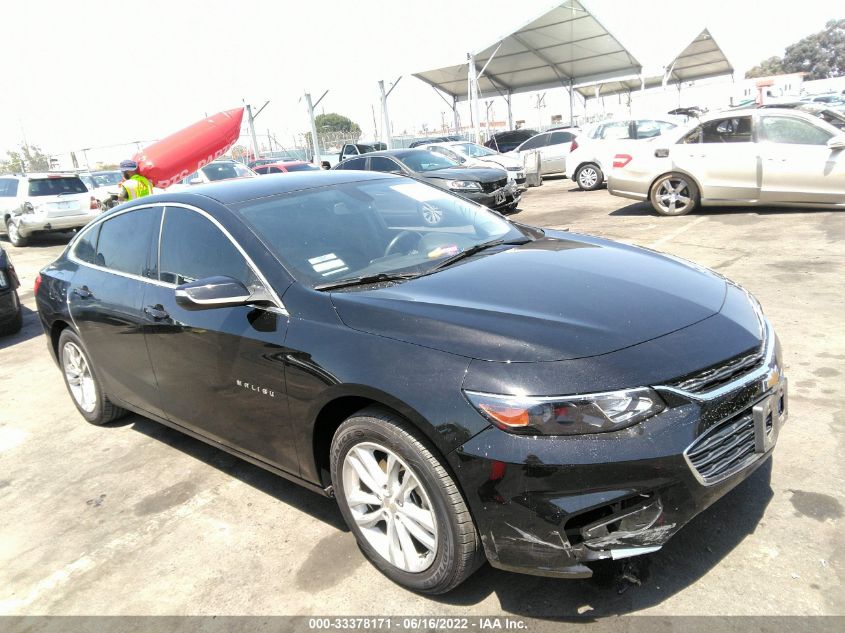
[672,347,764,394]
[685,408,766,484]
[481,178,507,193]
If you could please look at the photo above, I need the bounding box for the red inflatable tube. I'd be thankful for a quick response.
[134,108,245,188]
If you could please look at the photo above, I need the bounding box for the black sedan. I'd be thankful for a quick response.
[35,171,787,594]
[0,244,22,335]
[334,149,521,214]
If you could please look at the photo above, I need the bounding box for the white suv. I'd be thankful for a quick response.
[567,118,683,190]
[0,174,99,246]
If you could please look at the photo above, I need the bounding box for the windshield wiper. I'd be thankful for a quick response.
[314,271,421,291]
[431,237,531,271]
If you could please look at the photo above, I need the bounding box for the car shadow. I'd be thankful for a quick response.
[432,459,773,618]
[121,414,348,532]
[1,230,76,248]
[0,306,43,350]
[610,202,840,218]
[117,409,771,615]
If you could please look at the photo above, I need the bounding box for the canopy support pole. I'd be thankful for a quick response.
[378,76,401,150]
[453,96,460,135]
[303,90,328,166]
[468,53,482,144]
[506,90,513,130]
[569,79,575,127]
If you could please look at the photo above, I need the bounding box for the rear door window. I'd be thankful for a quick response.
[27,177,88,196]
[519,134,549,151]
[337,157,368,170]
[95,207,158,276]
[0,178,18,197]
[592,121,634,140]
[549,131,574,145]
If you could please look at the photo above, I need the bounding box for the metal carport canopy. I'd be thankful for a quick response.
[413,0,642,101]
[573,28,735,99]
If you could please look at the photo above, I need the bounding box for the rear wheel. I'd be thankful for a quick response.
[650,173,699,216]
[58,328,126,425]
[331,407,482,594]
[0,290,22,336]
[574,163,604,191]
[5,217,27,247]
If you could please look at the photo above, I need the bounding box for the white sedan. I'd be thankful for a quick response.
[608,108,845,216]
[419,141,526,189]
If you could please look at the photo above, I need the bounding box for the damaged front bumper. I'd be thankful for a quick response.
[453,344,787,579]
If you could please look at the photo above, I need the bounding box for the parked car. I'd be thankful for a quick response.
[36,171,787,593]
[319,142,387,170]
[167,160,257,192]
[800,93,844,105]
[567,117,683,191]
[608,108,845,216]
[484,129,539,153]
[334,149,520,213]
[419,141,526,189]
[0,173,99,246]
[253,161,319,175]
[408,136,462,148]
[249,157,296,169]
[0,243,22,335]
[81,170,124,211]
[506,129,577,177]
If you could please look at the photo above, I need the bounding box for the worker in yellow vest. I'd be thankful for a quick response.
[117,159,154,201]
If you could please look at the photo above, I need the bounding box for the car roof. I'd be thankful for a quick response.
[139,170,395,205]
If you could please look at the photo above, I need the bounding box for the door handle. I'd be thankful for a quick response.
[72,286,93,299]
[144,305,170,320]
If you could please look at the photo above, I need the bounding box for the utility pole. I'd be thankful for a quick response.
[468,53,481,144]
[245,100,269,161]
[303,90,328,165]
[378,77,401,150]
[371,105,380,141]
[485,100,494,141]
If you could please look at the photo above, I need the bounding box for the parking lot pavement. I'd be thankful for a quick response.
[0,180,843,618]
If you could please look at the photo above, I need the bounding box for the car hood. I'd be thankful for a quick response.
[419,166,507,183]
[331,233,728,362]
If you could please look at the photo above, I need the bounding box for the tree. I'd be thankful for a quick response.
[745,56,784,79]
[782,19,845,80]
[0,143,51,174]
[745,19,845,80]
[315,113,361,136]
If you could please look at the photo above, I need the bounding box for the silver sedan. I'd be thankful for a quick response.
[607,108,845,216]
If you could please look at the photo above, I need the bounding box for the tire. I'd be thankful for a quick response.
[5,217,27,247]
[57,328,126,425]
[0,291,22,336]
[650,172,700,216]
[331,407,482,594]
[574,163,604,191]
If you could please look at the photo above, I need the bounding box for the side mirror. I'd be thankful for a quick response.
[827,134,845,149]
[175,276,253,310]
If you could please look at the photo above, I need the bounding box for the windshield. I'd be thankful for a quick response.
[233,178,524,288]
[92,171,122,187]
[455,142,497,158]
[28,177,88,196]
[398,151,460,172]
[201,162,255,181]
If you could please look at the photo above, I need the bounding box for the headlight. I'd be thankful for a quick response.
[464,388,665,436]
[449,180,483,192]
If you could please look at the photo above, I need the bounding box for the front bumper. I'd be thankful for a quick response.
[454,325,787,578]
[459,182,523,211]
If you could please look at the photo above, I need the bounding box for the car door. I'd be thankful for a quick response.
[142,205,298,474]
[758,113,845,204]
[543,131,574,173]
[672,115,761,202]
[67,206,164,417]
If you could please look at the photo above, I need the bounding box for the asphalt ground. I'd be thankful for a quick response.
[0,178,842,620]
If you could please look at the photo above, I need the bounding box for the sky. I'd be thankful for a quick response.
[0,0,840,165]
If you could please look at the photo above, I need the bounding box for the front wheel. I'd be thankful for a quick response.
[331,407,482,594]
[58,328,126,425]
[5,217,27,247]
[650,173,699,216]
[574,163,604,191]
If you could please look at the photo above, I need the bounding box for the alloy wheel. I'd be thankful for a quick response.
[341,441,438,573]
[578,166,599,189]
[656,177,694,215]
[63,341,97,413]
[6,219,22,245]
